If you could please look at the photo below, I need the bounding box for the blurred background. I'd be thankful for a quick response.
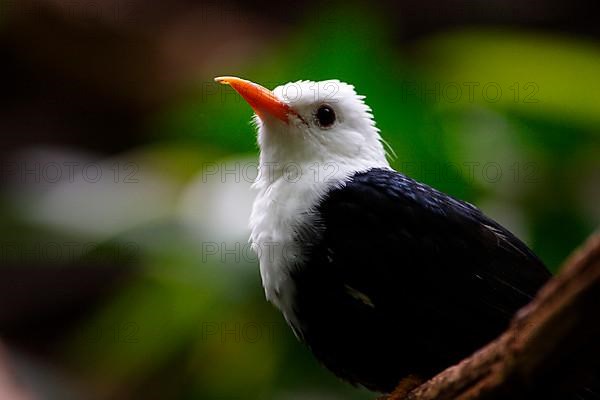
[0,0,599,399]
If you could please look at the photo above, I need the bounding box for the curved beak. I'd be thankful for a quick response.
[215,76,291,123]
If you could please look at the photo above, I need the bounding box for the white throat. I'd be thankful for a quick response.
[250,143,389,310]
[247,79,391,326]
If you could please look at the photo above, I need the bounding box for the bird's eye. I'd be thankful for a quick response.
[315,104,336,128]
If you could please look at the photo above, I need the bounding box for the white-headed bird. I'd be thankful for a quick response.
[215,76,556,394]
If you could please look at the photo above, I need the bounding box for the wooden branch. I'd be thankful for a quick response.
[385,232,600,400]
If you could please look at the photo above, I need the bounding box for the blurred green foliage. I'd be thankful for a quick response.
[3,4,599,400]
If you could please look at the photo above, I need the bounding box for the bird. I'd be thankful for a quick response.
[213,76,573,395]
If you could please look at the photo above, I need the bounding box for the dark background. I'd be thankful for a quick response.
[0,1,599,399]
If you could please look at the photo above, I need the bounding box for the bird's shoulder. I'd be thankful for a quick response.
[329,167,482,224]
[304,167,551,312]
[319,167,540,263]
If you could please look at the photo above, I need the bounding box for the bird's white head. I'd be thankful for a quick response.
[215,77,390,187]
[215,76,391,311]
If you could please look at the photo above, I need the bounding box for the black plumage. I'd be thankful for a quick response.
[288,168,552,392]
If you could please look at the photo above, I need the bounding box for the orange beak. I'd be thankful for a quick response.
[215,76,291,123]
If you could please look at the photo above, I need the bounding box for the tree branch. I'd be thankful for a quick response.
[385,232,600,400]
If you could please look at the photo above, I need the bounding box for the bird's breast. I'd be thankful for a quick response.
[249,174,327,329]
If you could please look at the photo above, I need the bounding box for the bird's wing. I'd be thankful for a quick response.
[309,168,551,350]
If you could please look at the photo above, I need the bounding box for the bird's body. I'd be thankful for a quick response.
[252,165,550,391]
[280,168,550,391]
[215,76,560,394]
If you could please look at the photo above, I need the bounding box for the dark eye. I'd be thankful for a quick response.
[315,104,336,128]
